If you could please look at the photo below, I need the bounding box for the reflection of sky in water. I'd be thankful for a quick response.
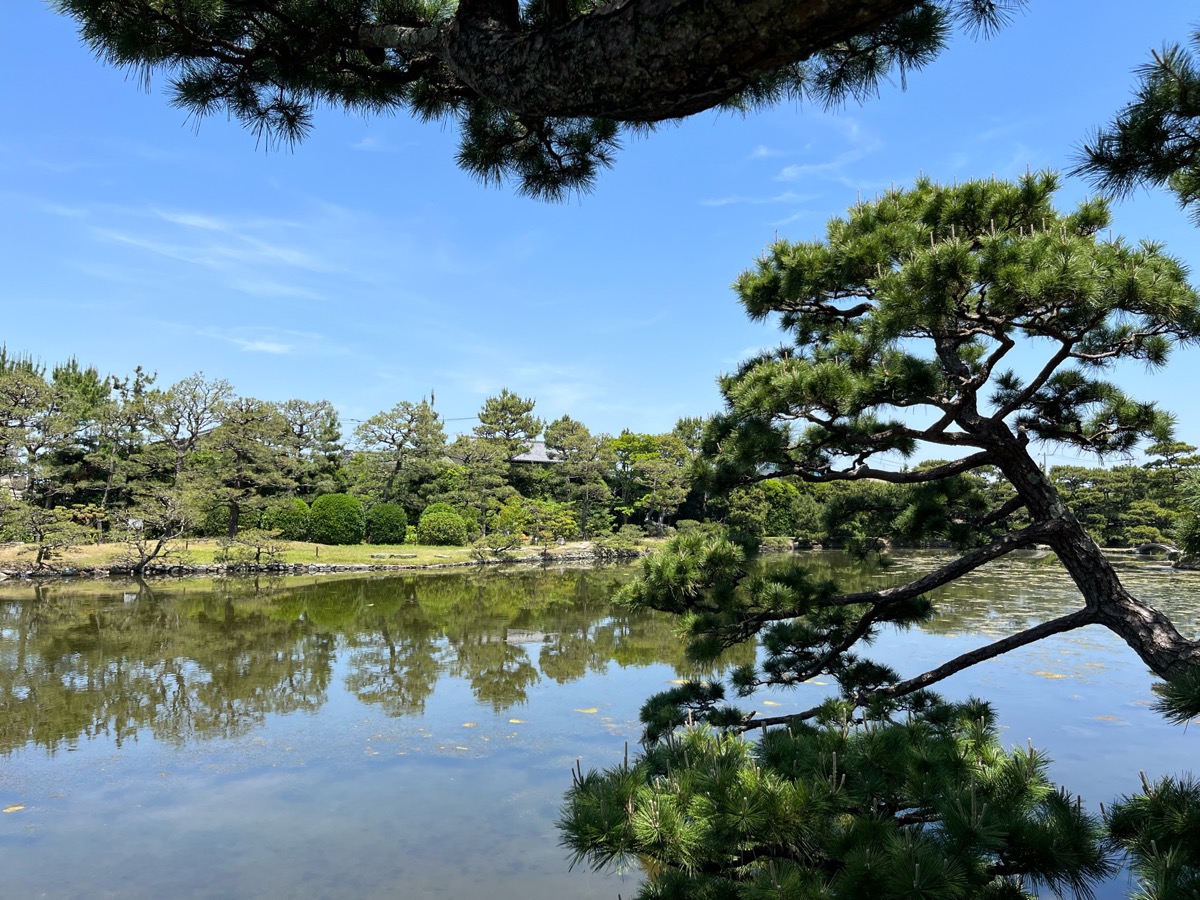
[0,556,1196,899]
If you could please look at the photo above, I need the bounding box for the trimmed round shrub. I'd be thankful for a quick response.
[417,509,469,546]
[308,493,366,545]
[365,502,407,544]
[264,498,310,541]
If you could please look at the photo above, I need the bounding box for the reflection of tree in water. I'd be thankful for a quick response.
[449,636,540,712]
[0,564,760,751]
[0,578,334,754]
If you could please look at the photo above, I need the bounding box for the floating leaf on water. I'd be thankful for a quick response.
[762,700,781,707]
[508,719,526,724]
[3,805,24,813]
[462,722,478,728]
[1032,671,1067,679]
[574,708,598,714]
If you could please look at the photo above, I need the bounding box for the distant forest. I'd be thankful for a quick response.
[2,349,1197,561]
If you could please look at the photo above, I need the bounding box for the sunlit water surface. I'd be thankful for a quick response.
[0,552,1196,898]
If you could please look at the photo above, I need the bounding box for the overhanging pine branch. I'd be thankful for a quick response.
[371,0,926,120]
[741,607,1095,731]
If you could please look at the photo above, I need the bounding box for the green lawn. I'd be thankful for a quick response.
[0,537,611,572]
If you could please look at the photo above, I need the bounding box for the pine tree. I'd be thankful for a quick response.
[560,172,1200,898]
[1077,29,1200,222]
[52,0,1021,197]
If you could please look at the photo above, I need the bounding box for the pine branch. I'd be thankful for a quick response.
[742,606,1095,731]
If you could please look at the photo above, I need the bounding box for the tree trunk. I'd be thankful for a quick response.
[996,437,1200,678]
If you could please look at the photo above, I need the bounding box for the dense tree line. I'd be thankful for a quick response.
[4,344,1198,569]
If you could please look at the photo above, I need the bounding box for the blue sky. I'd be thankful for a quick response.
[2,2,1199,465]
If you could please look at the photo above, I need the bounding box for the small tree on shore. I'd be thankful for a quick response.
[560,172,1200,897]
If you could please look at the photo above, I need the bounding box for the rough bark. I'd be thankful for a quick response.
[364,0,925,120]
[994,431,1200,678]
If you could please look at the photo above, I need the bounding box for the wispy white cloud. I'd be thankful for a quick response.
[700,190,816,208]
[749,145,785,160]
[37,201,90,219]
[197,326,348,357]
[773,116,884,187]
[234,339,292,354]
[349,135,414,153]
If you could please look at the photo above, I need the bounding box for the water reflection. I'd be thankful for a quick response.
[0,554,1196,900]
[0,567,759,756]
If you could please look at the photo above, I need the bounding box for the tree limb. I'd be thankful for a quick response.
[741,607,1095,731]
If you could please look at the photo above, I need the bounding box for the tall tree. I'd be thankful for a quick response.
[199,397,295,538]
[279,398,345,496]
[144,374,234,484]
[474,388,542,457]
[438,434,515,536]
[88,367,156,520]
[544,414,614,537]
[631,433,692,536]
[353,400,445,506]
[561,172,1200,898]
[52,0,1020,196]
[605,430,691,531]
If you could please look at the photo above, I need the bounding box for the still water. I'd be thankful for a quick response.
[0,553,1196,898]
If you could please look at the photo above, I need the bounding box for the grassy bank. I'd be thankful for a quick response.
[0,537,622,574]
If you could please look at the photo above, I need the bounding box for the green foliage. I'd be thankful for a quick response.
[1052,465,1176,547]
[405,524,418,544]
[214,527,287,567]
[1150,667,1200,725]
[1078,30,1200,224]
[353,399,445,506]
[417,508,469,546]
[52,0,1019,198]
[365,502,408,544]
[264,498,311,541]
[0,501,92,569]
[1107,773,1200,897]
[197,501,243,537]
[561,701,1115,899]
[592,524,646,558]
[562,173,1200,900]
[475,388,541,456]
[308,493,366,545]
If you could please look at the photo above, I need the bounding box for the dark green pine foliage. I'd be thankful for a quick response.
[1106,772,1200,898]
[560,173,1200,898]
[1077,30,1200,222]
[54,0,1023,198]
[562,699,1114,899]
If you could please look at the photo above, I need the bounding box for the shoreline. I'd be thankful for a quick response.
[0,545,645,581]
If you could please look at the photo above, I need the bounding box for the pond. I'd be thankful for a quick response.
[0,552,1196,899]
